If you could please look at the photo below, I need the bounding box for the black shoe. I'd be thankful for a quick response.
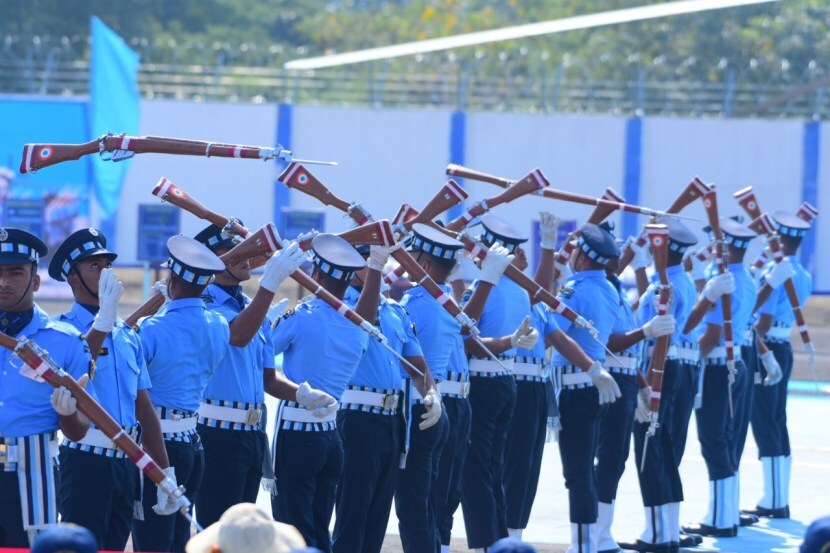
[681,522,738,538]
[739,513,760,526]
[679,532,703,547]
[616,540,679,553]
[742,505,790,519]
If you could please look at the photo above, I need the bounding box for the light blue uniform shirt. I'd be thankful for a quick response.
[758,256,813,326]
[59,302,150,427]
[704,263,757,347]
[139,297,230,413]
[401,284,460,380]
[344,287,422,389]
[0,305,93,437]
[201,285,274,404]
[516,301,559,360]
[638,264,698,347]
[271,298,368,400]
[552,269,621,363]
[465,274,531,358]
[608,275,640,356]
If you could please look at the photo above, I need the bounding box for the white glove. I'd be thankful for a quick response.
[153,467,190,516]
[764,258,794,289]
[368,242,402,271]
[760,351,782,386]
[296,381,339,418]
[642,314,676,339]
[478,244,513,285]
[701,272,735,303]
[629,239,652,271]
[805,342,817,377]
[446,251,465,283]
[555,259,572,286]
[635,386,651,423]
[586,360,621,405]
[153,279,170,303]
[685,248,708,281]
[260,241,305,292]
[420,387,443,430]
[510,315,539,349]
[539,212,560,250]
[51,374,88,416]
[92,268,123,333]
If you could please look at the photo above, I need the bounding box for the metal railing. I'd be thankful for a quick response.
[0,57,827,119]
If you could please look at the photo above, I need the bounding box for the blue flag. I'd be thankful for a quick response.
[90,16,140,219]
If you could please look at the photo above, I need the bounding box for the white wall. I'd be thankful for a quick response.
[109,99,827,290]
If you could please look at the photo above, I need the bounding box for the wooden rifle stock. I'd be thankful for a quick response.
[152,177,251,238]
[644,225,672,427]
[125,293,167,329]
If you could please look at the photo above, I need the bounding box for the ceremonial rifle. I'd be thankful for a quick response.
[0,331,200,530]
[445,163,698,220]
[617,177,711,273]
[641,224,672,472]
[20,134,336,174]
[734,187,816,381]
[702,187,736,418]
[749,202,819,275]
[277,163,508,368]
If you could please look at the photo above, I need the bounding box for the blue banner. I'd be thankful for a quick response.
[90,16,140,220]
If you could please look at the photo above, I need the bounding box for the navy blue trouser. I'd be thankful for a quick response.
[0,467,59,547]
[558,386,606,523]
[733,351,756,468]
[433,396,471,546]
[461,374,517,548]
[332,410,401,553]
[132,436,204,553]
[595,372,638,503]
[59,447,138,550]
[396,403,449,553]
[504,379,550,529]
[751,340,793,457]
[634,358,696,506]
[696,360,747,481]
[271,429,343,553]
[195,425,267,528]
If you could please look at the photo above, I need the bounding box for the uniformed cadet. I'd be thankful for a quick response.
[623,219,701,553]
[550,223,622,553]
[132,235,230,553]
[48,228,170,550]
[192,224,315,529]
[460,214,538,552]
[333,241,442,553]
[399,224,469,553]
[744,211,813,520]
[594,223,676,553]
[269,234,372,552]
[503,212,560,543]
[679,218,755,538]
[0,228,92,547]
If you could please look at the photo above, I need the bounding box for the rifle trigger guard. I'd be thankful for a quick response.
[110,150,135,163]
[223,217,242,237]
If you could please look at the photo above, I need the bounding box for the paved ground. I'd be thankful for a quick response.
[34,279,830,552]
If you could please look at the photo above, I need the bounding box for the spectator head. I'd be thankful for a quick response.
[186,503,305,553]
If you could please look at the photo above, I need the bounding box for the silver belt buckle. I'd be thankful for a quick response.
[245,409,262,426]
[171,413,183,421]
[540,366,550,379]
[381,393,399,410]
[0,444,6,464]
[461,381,471,396]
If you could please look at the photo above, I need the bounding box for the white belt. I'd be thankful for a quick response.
[199,403,263,426]
[438,379,470,397]
[281,406,337,423]
[75,428,119,451]
[0,437,59,464]
[561,371,592,386]
[340,390,400,410]
[705,345,743,362]
[159,417,198,434]
[650,345,699,363]
[765,326,791,340]
[512,362,547,378]
[605,356,639,370]
[469,358,514,374]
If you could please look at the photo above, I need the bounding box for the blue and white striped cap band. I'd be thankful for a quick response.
[0,242,39,263]
[311,253,355,282]
[167,258,214,285]
[61,240,107,277]
[668,239,690,255]
[481,230,521,254]
[724,234,751,250]
[776,224,807,238]
[577,235,611,265]
[410,233,457,260]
